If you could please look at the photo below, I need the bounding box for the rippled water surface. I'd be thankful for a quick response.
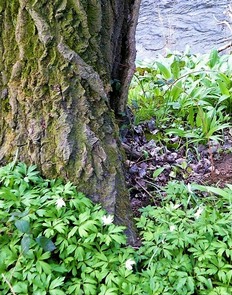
[136,0,232,61]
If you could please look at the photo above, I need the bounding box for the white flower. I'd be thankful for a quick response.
[56,198,66,208]
[101,215,114,225]
[125,259,136,270]
[169,225,176,232]
[194,207,204,219]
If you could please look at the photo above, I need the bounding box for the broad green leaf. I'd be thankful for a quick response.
[193,184,230,199]
[197,275,212,289]
[36,236,56,252]
[101,287,118,295]
[217,72,231,84]
[156,62,172,79]
[218,80,230,96]
[0,187,18,201]
[171,59,180,79]
[15,219,30,234]
[208,49,219,68]
[78,225,88,237]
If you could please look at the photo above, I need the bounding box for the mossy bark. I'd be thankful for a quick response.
[0,1,141,243]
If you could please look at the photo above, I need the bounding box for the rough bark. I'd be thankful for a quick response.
[0,1,141,243]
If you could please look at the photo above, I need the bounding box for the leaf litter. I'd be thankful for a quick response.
[121,118,232,217]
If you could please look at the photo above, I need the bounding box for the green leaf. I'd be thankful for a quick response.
[208,49,219,68]
[36,236,56,252]
[197,275,212,289]
[12,282,28,293]
[171,59,180,79]
[49,290,66,295]
[15,219,31,234]
[170,81,183,101]
[176,277,187,291]
[36,260,51,275]
[78,220,97,237]
[49,277,65,290]
[100,286,118,295]
[0,187,18,201]
[153,167,165,179]
[40,252,51,260]
[187,276,195,292]
[156,62,172,79]
[67,225,78,239]
[75,246,85,261]
[21,235,31,255]
[66,244,77,255]
[78,225,88,237]
[83,283,97,295]
[111,234,125,244]
[218,80,230,96]
[193,184,230,198]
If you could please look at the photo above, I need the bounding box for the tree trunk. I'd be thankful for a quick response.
[0,1,141,243]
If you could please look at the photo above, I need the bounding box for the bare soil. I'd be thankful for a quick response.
[205,153,232,186]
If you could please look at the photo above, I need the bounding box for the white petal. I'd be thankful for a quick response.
[56,198,66,208]
[125,259,136,270]
[101,215,114,225]
[170,225,176,232]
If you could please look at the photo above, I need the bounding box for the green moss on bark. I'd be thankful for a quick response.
[0,0,140,244]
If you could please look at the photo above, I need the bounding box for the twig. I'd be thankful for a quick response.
[208,141,216,177]
[2,274,16,295]
[135,156,157,165]
[135,179,156,203]
[218,42,232,53]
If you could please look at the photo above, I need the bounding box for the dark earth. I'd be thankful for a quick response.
[121,117,232,217]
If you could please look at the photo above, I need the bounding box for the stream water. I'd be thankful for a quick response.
[136,0,232,61]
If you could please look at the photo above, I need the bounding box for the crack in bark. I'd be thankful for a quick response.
[57,42,109,104]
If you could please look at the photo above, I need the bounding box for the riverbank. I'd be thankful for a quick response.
[136,0,232,61]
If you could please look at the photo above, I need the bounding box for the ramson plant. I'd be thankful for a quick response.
[129,50,231,144]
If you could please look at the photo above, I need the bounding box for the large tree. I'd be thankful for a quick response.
[0,1,141,242]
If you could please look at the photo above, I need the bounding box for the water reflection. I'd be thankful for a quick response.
[136,0,232,61]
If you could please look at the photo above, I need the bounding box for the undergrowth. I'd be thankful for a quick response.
[129,49,232,144]
[1,50,232,295]
[1,162,232,294]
